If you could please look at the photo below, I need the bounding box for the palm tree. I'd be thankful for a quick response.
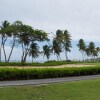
[77,39,86,61]
[43,45,52,60]
[88,42,95,60]
[55,30,71,61]
[93,49,98,59]
[85,47,90,60]
[19,24,32,62]
[29,42,39,63]
[96,47,100,58]
[0,20,10,62]
[52,38,62,61]
[63,30,71,60]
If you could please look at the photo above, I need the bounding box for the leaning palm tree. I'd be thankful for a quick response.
[88,42,95,60]
[52,38,62,61]
[55,30,72,61]
[77,39,86,61]
[29,42,39,63]
[0,20,10,62]
[96,47,100,58]
[85,47,90,60]
[43,45,52,60]
[63,30,72,60]
[93,49,98,59]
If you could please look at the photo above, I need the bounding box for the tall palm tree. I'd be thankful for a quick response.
[77,39,86,61]
[43,45,52,60]
[55,30,71,61]
[63,30,71,60]
[88,42,95,60]
[29,42,39,63]
[85,47,90,60]
[0,20,10,62]
[52,38,62,61]
[96,47,100,58]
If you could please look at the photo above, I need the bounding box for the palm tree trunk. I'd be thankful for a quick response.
[0,46,1,62]
[81,51,84,61]
[21,44,24,62]
[2,44,7,62]
[7,40,15,62]
[65,50,68,61]
[2,37,7,62]
[59,55,62,61]
[56,54,59,61]
[23,46,29,62]
[32,57,33,63]
[23,52,28,62]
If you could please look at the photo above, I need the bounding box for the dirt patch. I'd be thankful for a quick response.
[0,64,95,69]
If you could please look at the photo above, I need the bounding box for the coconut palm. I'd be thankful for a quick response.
[88,42,95,60]
[77,39,86,60]
[29,42,39,63]
[43,45,52,60]
[0,20,10,62]
[85,47,90,60]
[96,47,100,58]
[63,30,72,60]
[52,38,62,61]
[55,30,71,61]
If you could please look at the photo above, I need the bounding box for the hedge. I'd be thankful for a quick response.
[0,61,78,66]
[0,60,97,66]
[0,66,100,80]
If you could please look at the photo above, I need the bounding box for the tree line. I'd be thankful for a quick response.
[0,20,71,62]
[0,20,99,62]
[77,39,100,61]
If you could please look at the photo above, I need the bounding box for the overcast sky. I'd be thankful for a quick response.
[0,0,100,61]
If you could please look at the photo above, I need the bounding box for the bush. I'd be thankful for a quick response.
[0,61,77,66]
[0,66,100,80]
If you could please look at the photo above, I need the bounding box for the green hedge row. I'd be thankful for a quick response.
[0,66,100,80]
[0,61,77,66]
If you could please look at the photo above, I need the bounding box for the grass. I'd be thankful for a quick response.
[1,78,100,100]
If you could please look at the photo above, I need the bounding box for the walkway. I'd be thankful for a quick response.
[0,75,100,87]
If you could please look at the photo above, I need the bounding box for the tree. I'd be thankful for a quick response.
[88,42,95,60]
[43,45,52,60]
[0,20,11,62]
[77,39,86,60]
[29,42,39,63]
[85,47,91,59]
[18,24,33,62]
[52,38,62,61]
[0,20,49,62]
[55,30,72,61]
[96,47,100,58]
[63,30,72,60]
[18,23,49,62]
[7,21,21,62]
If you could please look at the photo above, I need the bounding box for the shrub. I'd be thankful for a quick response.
[0,66,100,80]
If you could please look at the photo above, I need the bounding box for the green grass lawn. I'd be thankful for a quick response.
[1,78,100,100]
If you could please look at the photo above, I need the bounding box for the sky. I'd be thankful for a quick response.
[0,0,100,62]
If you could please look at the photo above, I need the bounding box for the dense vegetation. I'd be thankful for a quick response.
[0,60,77,66]
[0,65,100,80]
[0,20,72,63]
[0,20,100,63]
[77,39,100,61]
[0,20,49,62]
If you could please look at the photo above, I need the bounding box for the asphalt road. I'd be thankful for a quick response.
[0,75,100,87]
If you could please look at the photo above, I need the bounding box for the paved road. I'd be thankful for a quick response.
[0,75,100,87]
